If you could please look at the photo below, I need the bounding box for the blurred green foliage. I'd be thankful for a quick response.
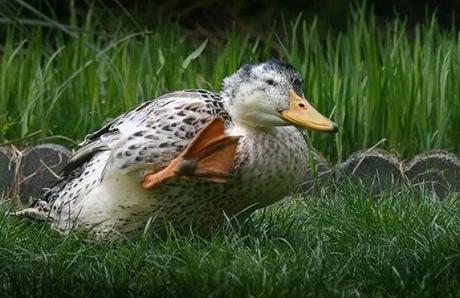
[0,1,460,162]
[1,0,459,38]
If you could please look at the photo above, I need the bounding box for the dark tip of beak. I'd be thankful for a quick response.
[332,123,339,133]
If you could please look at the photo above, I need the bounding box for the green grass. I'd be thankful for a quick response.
[1,188,459,297]
[0,5,460,161]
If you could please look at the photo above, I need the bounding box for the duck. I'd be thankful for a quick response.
[16,60,338,239]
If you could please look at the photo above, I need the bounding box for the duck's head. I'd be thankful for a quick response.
[221,60,338,132]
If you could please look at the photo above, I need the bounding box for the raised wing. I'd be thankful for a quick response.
[63,90,230,180]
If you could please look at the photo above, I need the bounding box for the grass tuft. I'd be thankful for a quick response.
[0,190,459,296]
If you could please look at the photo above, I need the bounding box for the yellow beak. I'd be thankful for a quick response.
[280,89,338,132]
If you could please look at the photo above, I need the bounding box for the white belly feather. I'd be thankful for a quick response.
[50,126,309,238]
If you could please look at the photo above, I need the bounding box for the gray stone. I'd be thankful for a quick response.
[0,147,16,197]
[303,148,333,192]
[338,149,403,193]
[404,150,460,199]
[19,144,71,204]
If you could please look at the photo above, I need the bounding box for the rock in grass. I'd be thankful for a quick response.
[0,147,16,197]
[404,150,460,199]
[338,149,402,193]
[19,144,71,204]
[303,148,333,192]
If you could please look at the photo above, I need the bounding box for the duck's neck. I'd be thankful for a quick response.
[226,120,275,137]
[222,94,275,136]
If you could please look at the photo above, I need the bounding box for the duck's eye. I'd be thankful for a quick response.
[266,79,276,86]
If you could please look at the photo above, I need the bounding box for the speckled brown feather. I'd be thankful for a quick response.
[142,118,240,189]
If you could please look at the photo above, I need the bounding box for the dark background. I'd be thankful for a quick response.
[1,0,459,37]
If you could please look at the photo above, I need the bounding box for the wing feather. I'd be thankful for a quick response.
[63,90,230,180]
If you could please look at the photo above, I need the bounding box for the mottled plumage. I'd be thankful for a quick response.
[18,60,337,239]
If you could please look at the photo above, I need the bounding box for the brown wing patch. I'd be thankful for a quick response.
[142,118,240,190]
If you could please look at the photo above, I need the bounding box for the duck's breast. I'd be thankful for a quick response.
[225,126,309,211]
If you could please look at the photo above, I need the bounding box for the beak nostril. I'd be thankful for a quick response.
[298,103,306,109]
[332,124,339,133]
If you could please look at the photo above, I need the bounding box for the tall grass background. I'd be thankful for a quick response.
[0,4,459,162]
